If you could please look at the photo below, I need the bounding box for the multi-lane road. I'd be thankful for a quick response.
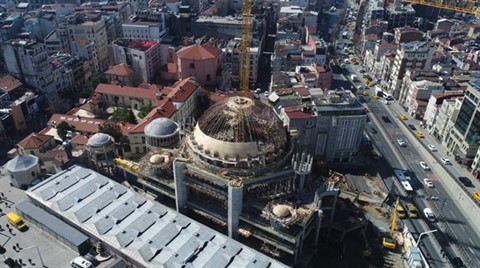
[346,60,480,267]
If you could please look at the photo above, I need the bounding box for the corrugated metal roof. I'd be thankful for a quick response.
[25,165,288,268]
[16,201,89,247]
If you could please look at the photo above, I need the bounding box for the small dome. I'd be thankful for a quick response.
[145,118,179,138]
[87,133,113,147]
[6,154,39,172]
[149,154,165,164]
[272,205,291,218]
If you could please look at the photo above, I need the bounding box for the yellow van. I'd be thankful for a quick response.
[6,212,27,231]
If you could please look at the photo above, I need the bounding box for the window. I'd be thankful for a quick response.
[190,63,195,69]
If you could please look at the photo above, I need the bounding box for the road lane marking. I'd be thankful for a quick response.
[460,225,466,232]
[469,238,474,245]
[469,247,474,254]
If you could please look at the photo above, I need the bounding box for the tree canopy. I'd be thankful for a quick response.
[56,121,75,141]
[111,108,137,124]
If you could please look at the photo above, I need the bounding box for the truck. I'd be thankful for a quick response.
[374,86,384,97]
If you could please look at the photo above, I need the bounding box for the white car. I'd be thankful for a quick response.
[440,157,451,165]
[423,208,436,222]
[423,178,434,188]
[420,161,430,170]
[264,91,269,97]
[427,145,437,152]
[381,99,390,105]
[397,139,406,147]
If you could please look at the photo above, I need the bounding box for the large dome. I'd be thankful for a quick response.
[145,118,179,138]
[197,97,287,144]
[188,97,290,174]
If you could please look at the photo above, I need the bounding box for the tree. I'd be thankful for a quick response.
[138,101,153,119]
[56,121,75,141]
[111,108,136,124]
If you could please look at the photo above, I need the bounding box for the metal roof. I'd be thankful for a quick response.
[5,154,39,172]
[26,165,288,268]
[15,201,89,247]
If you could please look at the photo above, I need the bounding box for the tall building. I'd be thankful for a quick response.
[384,2,416,31]
[110,39,161,83]
[445,80,480,165]
[388,42,434,99]
[57,14,109,71]
[1,39,56,99]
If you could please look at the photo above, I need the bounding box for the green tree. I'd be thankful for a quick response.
[138,101,154,119]
[99,122,128,144]
[56,121,75,141]
[111,108,136,124]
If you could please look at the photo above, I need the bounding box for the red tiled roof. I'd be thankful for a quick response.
[95,84,159,100]
[129,100,176,133]
[105,64,134,76]
[48,114,106,133]
[165,77,200,102]
[0,75,22,91]
[70,134,89,146]
[176,44,222,60]
[287,111,315,119]
[17,132,53,149]
[294,87,310,97]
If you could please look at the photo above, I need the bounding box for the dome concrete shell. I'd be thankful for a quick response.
[145,118,179,138]
[87,133,114,147]
[190,97,289,164]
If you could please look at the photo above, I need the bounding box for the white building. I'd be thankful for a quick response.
[404,80,443,116]
[5,154,41,189]
[424,93,464,135]
[388,42,434,99]
[122,18,166,40]
[110,39,161,83]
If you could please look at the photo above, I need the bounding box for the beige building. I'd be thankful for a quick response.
[17,132,56,158]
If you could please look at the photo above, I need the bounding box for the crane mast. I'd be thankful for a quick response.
[240,0,253,96]
[402,0,480,15]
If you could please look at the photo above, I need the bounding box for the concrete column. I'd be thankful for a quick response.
[228,182,244,239]
[173,160,188,214]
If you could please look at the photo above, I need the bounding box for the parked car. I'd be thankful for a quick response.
[371,127,377,134]
[397,139,406,147]
[451,257,466,268]
[416,131,424,138]
[458,177,473,187]
[408,124,417,130]
[423,208,436,222]
[423,178,434,188]
[420,161,430,170]
[428,145,437,152]
[440,157,451,165]
[473,192,480,201]
[382,115,391,123]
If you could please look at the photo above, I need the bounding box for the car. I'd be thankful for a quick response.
[362,90,369,96]
[371,128,377,134]
[458,177,473,187]
[408,124,417,130]
[440,157,451,165]
[420,161,430,170]
[70,256,93,268]
[264,91,269,97]
[381,115,391,123]
[473,192,480,201]
[372,94,380,99]
[423,178,434,188]
[415,131,424,138]
[423,208,436,222]
[427,145,437,152]
[397,139,406,147]
[399,114,407,120]
[381,99,390,105]
[451,257,466,268]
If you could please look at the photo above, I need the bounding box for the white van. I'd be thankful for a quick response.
[70,257,93,268]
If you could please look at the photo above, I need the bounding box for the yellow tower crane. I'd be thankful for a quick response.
[402,0,480,15]
[240,0,253,97]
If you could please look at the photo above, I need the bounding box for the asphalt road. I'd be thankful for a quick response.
[362,82,480,267]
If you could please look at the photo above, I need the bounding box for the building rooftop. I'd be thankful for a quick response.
[17,132,53,149]
[177,44,222,60]
[6,154,39,172]
[105,64,135,77]
[26,166,288,268]
[0,75,22,92]
[113,39,159,52]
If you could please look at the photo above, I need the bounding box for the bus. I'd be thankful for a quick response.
[393,169,414,193]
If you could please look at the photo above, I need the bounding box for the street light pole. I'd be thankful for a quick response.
[22,245,45,268]
[416,229,438,247]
